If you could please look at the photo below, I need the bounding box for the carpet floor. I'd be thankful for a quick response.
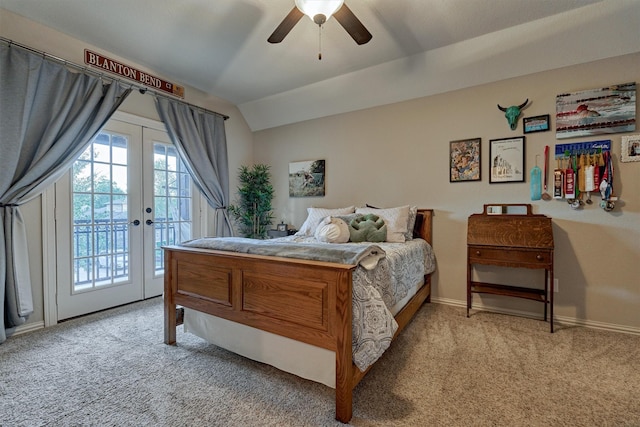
[1,298,638,426]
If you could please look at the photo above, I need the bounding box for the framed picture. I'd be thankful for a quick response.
[489,137,525,183]
[523,114,550,134]
[556,82,636,139]
[289,159,325,197]
[450,138,481,182]
[621,134,640,162]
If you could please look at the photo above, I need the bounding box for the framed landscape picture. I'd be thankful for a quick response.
[489,137,525,183]
[450,138,481,182]
[289,159,325,197]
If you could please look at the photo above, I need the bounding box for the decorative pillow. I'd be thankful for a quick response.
[366,204,417,240]
[348,214,387,243]
[333,213,363,225]
[296,206,355,236]
[314,217,350,243]
[356,205,410,243]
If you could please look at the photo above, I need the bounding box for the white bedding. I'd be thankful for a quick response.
[184,237,436,388]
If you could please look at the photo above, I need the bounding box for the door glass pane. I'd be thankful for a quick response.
[72,132,129,291]
[153,143,193,273]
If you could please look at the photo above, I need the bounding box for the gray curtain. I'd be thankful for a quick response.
[155,97,233,237]
[0,43,131,343]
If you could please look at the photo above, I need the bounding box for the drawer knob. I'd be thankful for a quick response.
[476,250,481,256]
[536,254,543,261]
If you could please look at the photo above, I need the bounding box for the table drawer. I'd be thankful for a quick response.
[468,246,552,267]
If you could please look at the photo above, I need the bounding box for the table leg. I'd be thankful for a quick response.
[467,262,472,317]
[549,269,554,333]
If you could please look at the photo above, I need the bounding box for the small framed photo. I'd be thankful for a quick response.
[490,137,525,183]
[449,138,481,182]
[523,114,550,134]
[621,134,640,162]
[277,223,288,232]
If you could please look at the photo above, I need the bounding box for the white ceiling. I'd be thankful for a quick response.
[1,0,639,130]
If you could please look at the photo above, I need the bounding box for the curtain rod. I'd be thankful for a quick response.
[0,37,229,120]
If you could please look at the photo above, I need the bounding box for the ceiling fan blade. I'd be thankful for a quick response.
[333,3,372,45]
[268,7,304,43]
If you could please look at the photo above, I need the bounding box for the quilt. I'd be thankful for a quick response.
[182,236,385,269]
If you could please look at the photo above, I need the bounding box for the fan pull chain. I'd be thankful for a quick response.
[318,24,323,60]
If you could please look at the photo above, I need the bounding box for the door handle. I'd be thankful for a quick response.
[130,219,140,226]
[146,219,154,225]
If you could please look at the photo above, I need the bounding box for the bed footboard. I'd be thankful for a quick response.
[164,247,354,346]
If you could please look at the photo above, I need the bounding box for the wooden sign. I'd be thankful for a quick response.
[84,49,184,98]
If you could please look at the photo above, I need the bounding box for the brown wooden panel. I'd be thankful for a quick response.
[164,251,176,345]
[468,246,553,268]
[467,215,553,248]
[242,272,328,330]
[415,209,433,244]
[175,257,232,306]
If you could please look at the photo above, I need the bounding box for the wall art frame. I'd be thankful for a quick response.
[555,82,636,139]
[449,138,481,182]
[523,114,550,134]
[489,136,525,183]
[288,159,325,197]
[621,134,640,163]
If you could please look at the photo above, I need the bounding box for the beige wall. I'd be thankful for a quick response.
[254,53,640,331]
[1,10,254,327]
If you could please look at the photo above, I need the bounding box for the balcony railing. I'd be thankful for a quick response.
[73,218,175,286]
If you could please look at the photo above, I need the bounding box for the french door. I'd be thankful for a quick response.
[55,118,200,320]
[142,127,200,297]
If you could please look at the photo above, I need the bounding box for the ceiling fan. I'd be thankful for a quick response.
[268,0,372,46]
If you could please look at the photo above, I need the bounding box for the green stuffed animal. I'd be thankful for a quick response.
[349,214,387,242]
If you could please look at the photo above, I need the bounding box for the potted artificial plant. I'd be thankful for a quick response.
[228,164,275,239]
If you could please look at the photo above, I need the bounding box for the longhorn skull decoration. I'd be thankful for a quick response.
[497,99,529,130]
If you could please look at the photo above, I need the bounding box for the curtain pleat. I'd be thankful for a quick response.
[0,43,131,343]
[155,97,232,237]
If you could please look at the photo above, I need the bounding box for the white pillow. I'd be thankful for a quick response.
[356,205,410,243]
[314,217,350,243]
[296,206,355,236]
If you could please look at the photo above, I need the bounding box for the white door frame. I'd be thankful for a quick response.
[42,111,207,326]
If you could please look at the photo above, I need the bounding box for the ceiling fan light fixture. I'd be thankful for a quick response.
[295,0,344,24]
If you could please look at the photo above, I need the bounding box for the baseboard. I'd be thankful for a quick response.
[14,320,45,336]
[431,297,640,336]
[12,298,640,337]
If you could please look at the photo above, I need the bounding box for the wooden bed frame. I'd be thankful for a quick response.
[164,209,433,423]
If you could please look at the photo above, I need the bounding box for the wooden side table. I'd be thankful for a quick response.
[467,204,555,332]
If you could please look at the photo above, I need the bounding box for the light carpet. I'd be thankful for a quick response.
[1,297,638,426]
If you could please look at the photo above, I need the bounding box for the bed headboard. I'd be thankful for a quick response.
[414,209,433,246]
